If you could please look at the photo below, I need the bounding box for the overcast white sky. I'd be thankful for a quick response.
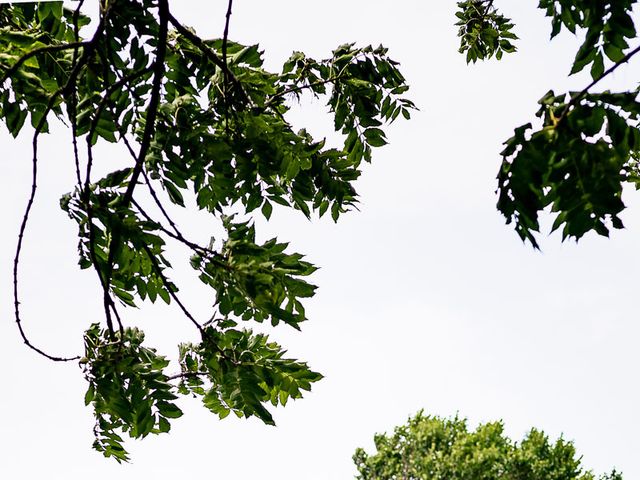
[2,1,640,478]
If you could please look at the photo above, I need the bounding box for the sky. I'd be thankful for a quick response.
[1,1,640,478]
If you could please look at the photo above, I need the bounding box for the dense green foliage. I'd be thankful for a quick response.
[1,1,413,461]
[458,0,640,247]
[456,0,518,63]
[353,411,622,480]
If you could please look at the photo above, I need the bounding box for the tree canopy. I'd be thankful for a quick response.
[457,0,640,248]
[0,1,413,461]
[353,411,622,480]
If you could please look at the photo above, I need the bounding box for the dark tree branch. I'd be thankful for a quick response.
[141,170,181,237]
[121,0,169,207]
[83,136,119,336]
[222,0,233,87]
[222,0,234,129]
[12,4,114,358]
[71,0,86,46]
[0,41,88,86]
[83,43,124,336]
[166,371,208,381]
[168,14,223,69]
[12,128,80,362]
[264,73,347,110]
[167,11,251,106]
[93,0,168,337]
[69,0,86,185]
[112,106,231,338]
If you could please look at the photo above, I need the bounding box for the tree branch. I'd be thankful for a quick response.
[222,0,233,85]
[12,128,80,362]
[167,11,251,107]
[264,73,347,110]
[222,0,234,111]
[94,0,168,337]
[166,371,210,381]
[12,3,113,358]
[560,43,640,120]
[121,0,169,207]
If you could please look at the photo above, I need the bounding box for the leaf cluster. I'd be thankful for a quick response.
[456,0,640,246]
[149,39,414,222]
[177,323,322,425]
[498,89,640,247]
[61,172,175,306]
[0,3,90,134]
[82,324,182,462]
[456,0,518,63]
[191,216,317,329]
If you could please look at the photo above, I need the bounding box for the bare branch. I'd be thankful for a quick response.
[166,371,208,381]
[13,100,81,362]
[12,3,114,358]
[222,0,234,122]
[121,0,169,207]
[222,0,233,83]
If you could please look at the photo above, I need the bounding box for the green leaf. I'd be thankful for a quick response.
[363,128,387,147]
[156,401,183,419]
[261,200,273,219]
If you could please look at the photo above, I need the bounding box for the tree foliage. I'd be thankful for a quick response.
[457,0,640,247]
[353,411,622,480]
[1,1,413,461]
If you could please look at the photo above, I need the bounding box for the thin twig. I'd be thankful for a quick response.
[11,5,111,362]
[71,0,86,44]
[222,0,233,89]
[83,136,118,336]
[131,197,231,271]
[12,129,80,362]
[82,41,120,335]
[264,73,347,110]
[222,0,233,132]
[141,170,181,237]
[70,0,86,187]
[166,371,209,381]
[96,0,169,336]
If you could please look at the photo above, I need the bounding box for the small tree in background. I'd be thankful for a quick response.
[354,411,622,479]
